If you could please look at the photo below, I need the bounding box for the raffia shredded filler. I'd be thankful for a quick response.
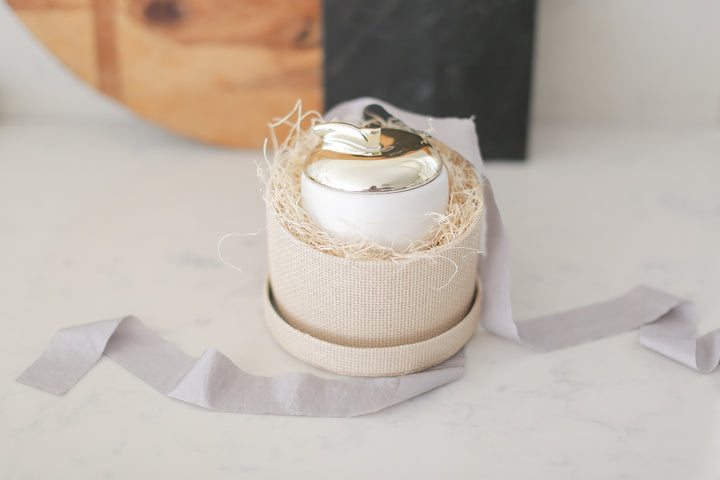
[261,102,484,261]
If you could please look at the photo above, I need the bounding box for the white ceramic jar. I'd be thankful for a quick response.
[300,122,449,251]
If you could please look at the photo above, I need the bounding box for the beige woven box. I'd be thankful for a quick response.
[261,128,484,377]
[263,212,483,377]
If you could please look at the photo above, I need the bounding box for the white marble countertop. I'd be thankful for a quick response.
[1,119,719,479]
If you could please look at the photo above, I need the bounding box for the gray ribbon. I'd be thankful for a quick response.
[17,315,465,417]
[17,98,720,416]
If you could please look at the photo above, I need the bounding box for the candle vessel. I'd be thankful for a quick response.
[300,121,449,251]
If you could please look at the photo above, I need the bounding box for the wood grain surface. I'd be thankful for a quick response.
[8,0,323,147]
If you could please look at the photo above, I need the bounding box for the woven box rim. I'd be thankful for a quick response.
[263,276,482,377]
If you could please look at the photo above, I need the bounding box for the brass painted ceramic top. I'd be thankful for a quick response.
[304,122,443,193]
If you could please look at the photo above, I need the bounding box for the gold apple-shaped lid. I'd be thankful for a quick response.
[304,122,443,193]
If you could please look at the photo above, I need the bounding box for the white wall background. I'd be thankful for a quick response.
[533,0,720,126]
[1,0,719,128]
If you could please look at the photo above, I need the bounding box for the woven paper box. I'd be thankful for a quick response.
[263,134,484,377]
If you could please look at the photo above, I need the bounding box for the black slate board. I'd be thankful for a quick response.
[323,0,536,160]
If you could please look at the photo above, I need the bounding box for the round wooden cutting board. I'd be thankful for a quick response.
[7,0,323,148]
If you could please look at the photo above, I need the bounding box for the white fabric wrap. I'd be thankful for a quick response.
[16,98,720,417]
